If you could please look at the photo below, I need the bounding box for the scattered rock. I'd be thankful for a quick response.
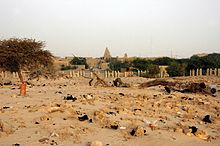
[2,106,10,109]
[130,126,147,136]
[110,125,118,130]
[35,122,40,124]
[2,81,12,85]
[90,141,103,146]
[50,140,58,145]
[12,144,20,146]
[107,112,116,116]
[189,126,198,134]
[11,94,17,98]
[183,128,193,136]
[119,93,125,96]
[202,115,212,123]
[174,127,183,133]
[83,94,93,100]
[39,138,50,144]
[194,130,209,140]
[78,115,89,121]
[55,91,63,94]
[64,95,77,101]
[50,132,59,137]
[164,86,171,93]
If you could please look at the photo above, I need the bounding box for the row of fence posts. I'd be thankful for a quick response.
[189,68,220,76]
[2,68,219,79]
[60,70,138,78]
[0,70,143,79]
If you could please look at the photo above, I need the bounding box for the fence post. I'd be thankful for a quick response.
[196,69,199,76]
[192,69,195,76]
[206,68,209,76]
[199,68,202,76]
[214,68,217,76]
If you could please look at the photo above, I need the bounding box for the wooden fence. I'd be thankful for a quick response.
[0,69,168,80]
[189,68,220,76]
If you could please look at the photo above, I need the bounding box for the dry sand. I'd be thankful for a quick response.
[0,76,220,146]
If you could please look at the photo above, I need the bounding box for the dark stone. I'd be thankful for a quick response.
[211,88,216,95]
[199,83,206,88]
[164,86,171,93]
[78,115,89,121]
[3,82,12,85]
[42,84,46,86]
[89,119,93,123]
[24,105,31,108]
[107,112,116,115]
[133,109,142,111]
[130,129,136,136]
[189,126,198,134]
[3,106,10,109]
[119,93,125,96]
[63,118,67,120]
[12,144,20,146]
[64,95,77,101]
[202,115,212,123]
[35,122,40,124]
[110,125,118,130]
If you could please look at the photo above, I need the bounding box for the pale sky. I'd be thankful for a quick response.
[0,0,220,58]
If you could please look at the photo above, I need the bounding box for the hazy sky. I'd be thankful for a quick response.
[0,0,220,58]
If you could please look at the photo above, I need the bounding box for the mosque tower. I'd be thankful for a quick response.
[103,47,111,60]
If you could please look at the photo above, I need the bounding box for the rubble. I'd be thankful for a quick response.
[90,141,103,146]
[0,76,219,145]
[130,126,148,136]
[202,115,212,123]
[78,115,89,121]
[39,138,50,144]
[64,95,77,101]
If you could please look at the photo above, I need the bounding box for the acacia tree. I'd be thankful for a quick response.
[0,38,53,83]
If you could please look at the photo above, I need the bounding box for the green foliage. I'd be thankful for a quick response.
[108,61,130,71]
[0,38,53,82]
[166,62,187,77]
[152,57,176,65]
[70,57,89,69]
[187,53,220,70]
[60,65,77,70]
[131,58,150,71]
[141,65,160,78]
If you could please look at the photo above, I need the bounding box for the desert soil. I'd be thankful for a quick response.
[0,76,220,146]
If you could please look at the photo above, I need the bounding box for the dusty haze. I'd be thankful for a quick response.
[0,0,220,58]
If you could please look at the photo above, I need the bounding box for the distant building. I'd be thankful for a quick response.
[53,47,172,71]
[103,47,111,61]
[193,53,208,57]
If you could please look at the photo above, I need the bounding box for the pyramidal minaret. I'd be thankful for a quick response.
[103,47,111,60]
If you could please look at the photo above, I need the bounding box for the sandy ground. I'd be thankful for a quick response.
[0,76,220,146]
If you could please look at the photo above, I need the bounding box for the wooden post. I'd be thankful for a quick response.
[192,69,195,76]
[218,68,220,76]
[214,68,217,76]
[196,69,199,76]
[199,68,202,76]
[137,70,140,77]
[206,68,209,76]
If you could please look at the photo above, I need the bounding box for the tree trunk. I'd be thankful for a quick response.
[17,70,24,83]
